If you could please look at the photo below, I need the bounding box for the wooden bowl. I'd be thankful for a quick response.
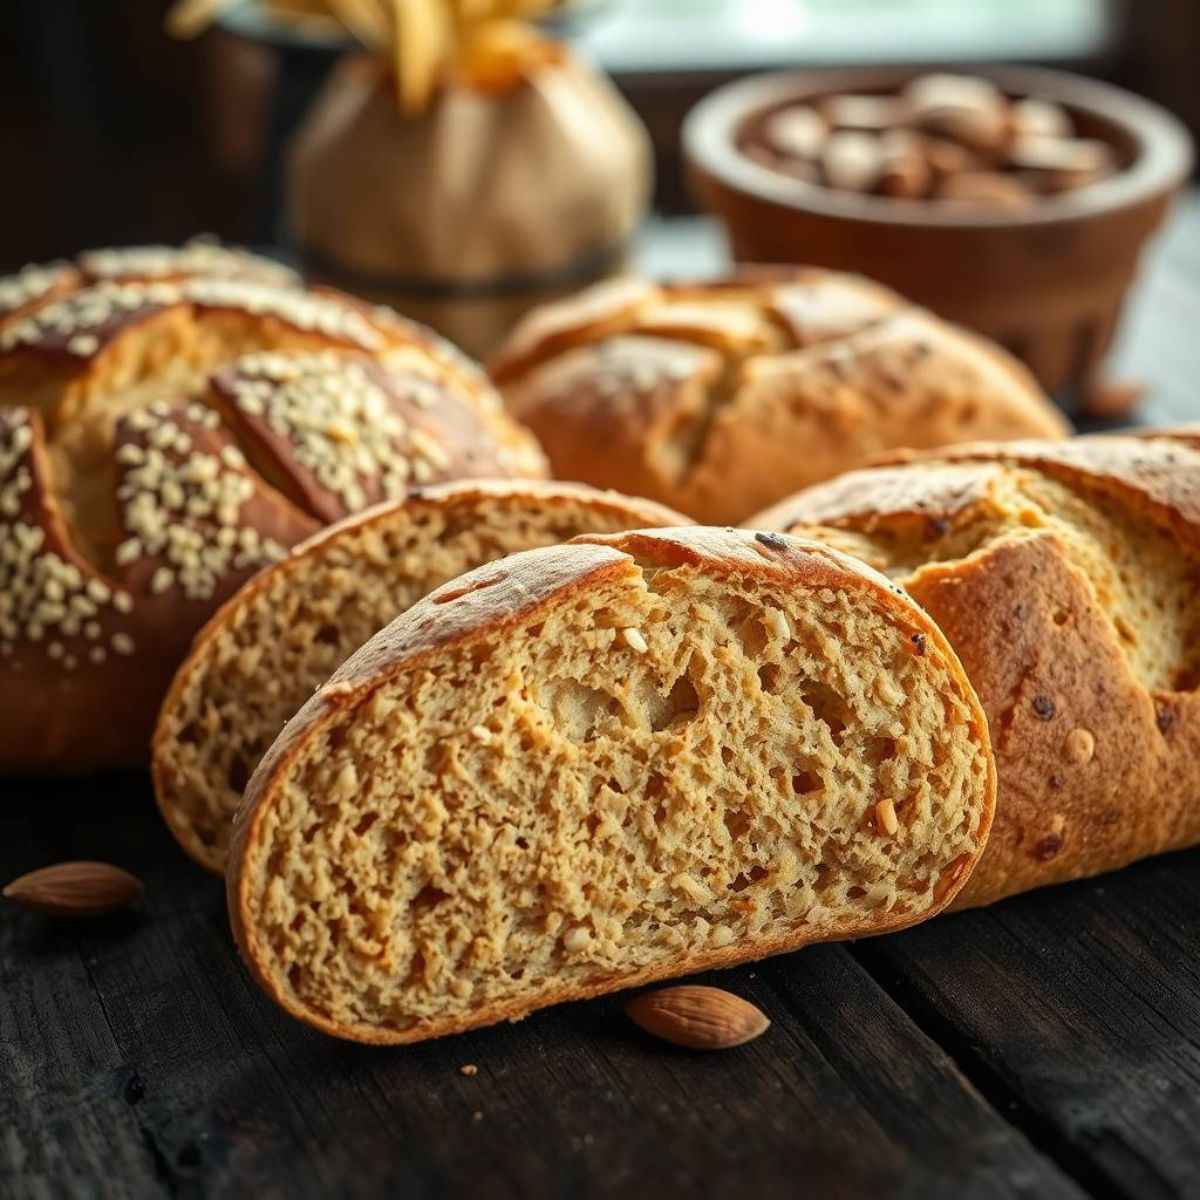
[684,66,1193,400]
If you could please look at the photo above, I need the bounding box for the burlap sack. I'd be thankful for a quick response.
[287,48,652,356]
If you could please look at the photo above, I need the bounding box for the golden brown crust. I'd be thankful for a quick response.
[491,271,1069,524]
[226,526,995,1044]
[0,243,546,773]
[748,432,1200,906]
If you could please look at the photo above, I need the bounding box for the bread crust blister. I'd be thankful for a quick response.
[227,526,995,1045]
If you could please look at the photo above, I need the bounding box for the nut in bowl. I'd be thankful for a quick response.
[685,66,1193,401]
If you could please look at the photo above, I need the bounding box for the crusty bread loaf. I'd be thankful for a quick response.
[226,526,995,1045]
[489,271,1069,524]
[153,480,687,873]
[0,242,546,773]
[748,433,1200,907]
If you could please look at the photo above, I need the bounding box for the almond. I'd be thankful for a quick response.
[625,985,769,1050]
[3,861,145,917]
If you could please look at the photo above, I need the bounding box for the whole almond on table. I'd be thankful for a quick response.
[3,862,145,917]
[626,986,770,1051]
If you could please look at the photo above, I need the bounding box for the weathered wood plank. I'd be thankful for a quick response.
[857,847,1200,1200]
[0,808,167,1200]
[1,781,1083,1200]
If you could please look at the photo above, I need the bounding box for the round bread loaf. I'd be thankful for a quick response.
[226,526,995,1045]
[0,242,547,773]
[489,271,1069,524]
[748,431,1200,907]
[153,480,688,873]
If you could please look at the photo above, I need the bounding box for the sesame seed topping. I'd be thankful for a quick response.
[0,412,139,666]
[218,353,461,515]
[470,724,493,744]
[0,262,72,317]
[78,238,297,288]
[108,405,287,602]
[112,633,135,655]
[0,276,384,356]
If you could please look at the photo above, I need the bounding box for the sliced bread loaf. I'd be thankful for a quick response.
[747,433,1200,906]
[153,481,686,872]
[226,527,995,1045]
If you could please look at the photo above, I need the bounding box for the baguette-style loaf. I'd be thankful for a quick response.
[748,433,1200,906]
[489,271,1069,524]
[227,526,995,1045]
[0,242,545,772]
[153,480,687,873]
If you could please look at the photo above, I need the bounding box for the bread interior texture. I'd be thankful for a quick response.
[240,551,988,1040]
[159,494,666,871]
[796,468,1200,693]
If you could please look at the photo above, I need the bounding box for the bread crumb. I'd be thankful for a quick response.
[875,798,899,836]
[460,1063,478,1076]
[563,926,591,953]
[621,627,648,653]
[764,608,790,641]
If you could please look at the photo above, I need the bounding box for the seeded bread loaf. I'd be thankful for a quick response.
[489,271,1069,524]
[748,433,1200,907]
[226,526,995,1045]
[153,480,687,873]
[0,242,546,773]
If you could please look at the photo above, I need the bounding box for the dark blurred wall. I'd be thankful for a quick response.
[0,0,1196,270]
[1,0,270,267]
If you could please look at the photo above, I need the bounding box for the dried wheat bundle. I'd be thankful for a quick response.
[168,0,559,111]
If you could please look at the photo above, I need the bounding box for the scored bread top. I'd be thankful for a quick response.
[489,270,1069,525]
[747,432,1200,907]
[0,241,546,772]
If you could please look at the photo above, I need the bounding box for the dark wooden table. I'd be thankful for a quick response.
[4,196,1200,1200]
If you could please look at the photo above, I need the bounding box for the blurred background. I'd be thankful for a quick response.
[3,0,1198,267]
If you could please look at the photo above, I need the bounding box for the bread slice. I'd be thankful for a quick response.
[153,481,687,873]
[226,527,995,1045]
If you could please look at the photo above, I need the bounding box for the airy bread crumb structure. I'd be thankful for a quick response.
[749,433,1200,907]
[154,481,687,873]
[227,527,995,1045]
